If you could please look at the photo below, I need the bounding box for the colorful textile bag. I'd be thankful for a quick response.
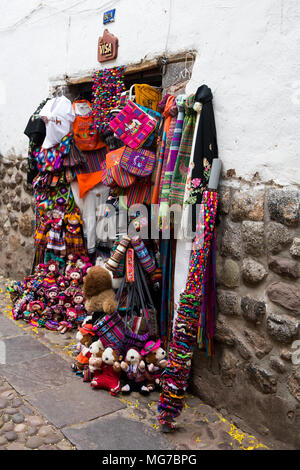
[106,146,136,188]
[109,101,157,149]
[92,311,126,350]
[136,105,162,147]
[120,146,156,177]
[72,100,105,151]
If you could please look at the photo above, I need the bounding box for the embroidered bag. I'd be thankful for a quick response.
[136,105,162,147]
[109,100,157,149]
[120,146,156,177]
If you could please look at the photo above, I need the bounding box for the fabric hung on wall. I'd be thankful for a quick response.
[158,98,178,204]
[77,147,107,174]
[151,95,175,204]
[169,95,197,206]
[158,94,186,223]
[24,98,49,184]
[40,96,75,149]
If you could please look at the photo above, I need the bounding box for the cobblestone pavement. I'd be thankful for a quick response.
[0,277,286,451]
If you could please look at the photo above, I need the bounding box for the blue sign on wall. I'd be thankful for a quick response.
[103,9,116,24]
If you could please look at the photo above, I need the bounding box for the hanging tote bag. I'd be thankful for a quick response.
[136,105,162,147]
[72,100,105,151]
[109,100,157,149]
[120,146,156,177]
[106,146,136,188]
[92,310,127,350]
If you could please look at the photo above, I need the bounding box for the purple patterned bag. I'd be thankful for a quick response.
[120,146,156,177]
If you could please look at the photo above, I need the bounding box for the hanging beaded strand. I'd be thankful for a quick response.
[92,66,126,132]
[157,190,219,431]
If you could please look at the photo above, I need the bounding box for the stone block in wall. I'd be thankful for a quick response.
[215,316,236,347]
[220,220,242,259]
[242,221,264,257]
[241,296,266,324]
[266,221,293,254]
[242,258,268,284]
[216,290,240,316]
[290,238,300,258]
[219,186,231,215]
[216,258,240,288]
[21,200,31,213]
[243,329,273,359]
[219,350,239,387]
[246,363,277,394]
[287,368,300,402]
[268,189,300,227]
[266,282,300,315]
[8,234,21,251]
[266,312,299,344]
[19,214,34,238]
[231,189,264,222]
[268,256,299,279]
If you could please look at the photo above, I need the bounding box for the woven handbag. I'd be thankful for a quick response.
[92,310,126,350]
[109,100,157,149]
[106,146,136,188]
[120,146,156,177]
[136,105,162,147]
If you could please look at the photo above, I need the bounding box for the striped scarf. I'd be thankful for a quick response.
[158,95,186,224]
[168,95,196,206]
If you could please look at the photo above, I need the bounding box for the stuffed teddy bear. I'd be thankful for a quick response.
[140,339,168,392]
[90,346,122,396]
[120,348,149,395]
[83,266,117,315]
[83,338,104,382]
[71,323,96,375]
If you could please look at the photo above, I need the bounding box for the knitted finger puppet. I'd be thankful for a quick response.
[90,347,122,396]
[120,348,149,395]
[64,209,86,256]
[140,339,167,392]
[71,323,95,375]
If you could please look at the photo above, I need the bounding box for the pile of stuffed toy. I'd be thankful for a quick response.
[70,265,168,397]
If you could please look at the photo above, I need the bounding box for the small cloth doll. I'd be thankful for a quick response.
[46,205,66,255]
[72,291,87,326]
[25,300,44,324]
[57,307,77,334]
[120,348,149,395]
[42,260,60,289]
[64,267,82,296]
[71,323,95,376]
[140,339,168,391]
[64,209,85,256]
[90,347,122,396]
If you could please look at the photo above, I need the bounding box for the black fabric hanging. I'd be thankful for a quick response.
[191,84,218,231]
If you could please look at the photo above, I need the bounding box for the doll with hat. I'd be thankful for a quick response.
[71,323,96,376]
[140,339,167,392]
[64,209,86,256]
[72,290,87,326]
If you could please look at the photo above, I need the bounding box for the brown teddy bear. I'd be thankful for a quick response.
[71,323,96,375]
[83,266,117,315]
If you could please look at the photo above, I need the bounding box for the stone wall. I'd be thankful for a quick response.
[0,154,35,280]
[192,177,300,448]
